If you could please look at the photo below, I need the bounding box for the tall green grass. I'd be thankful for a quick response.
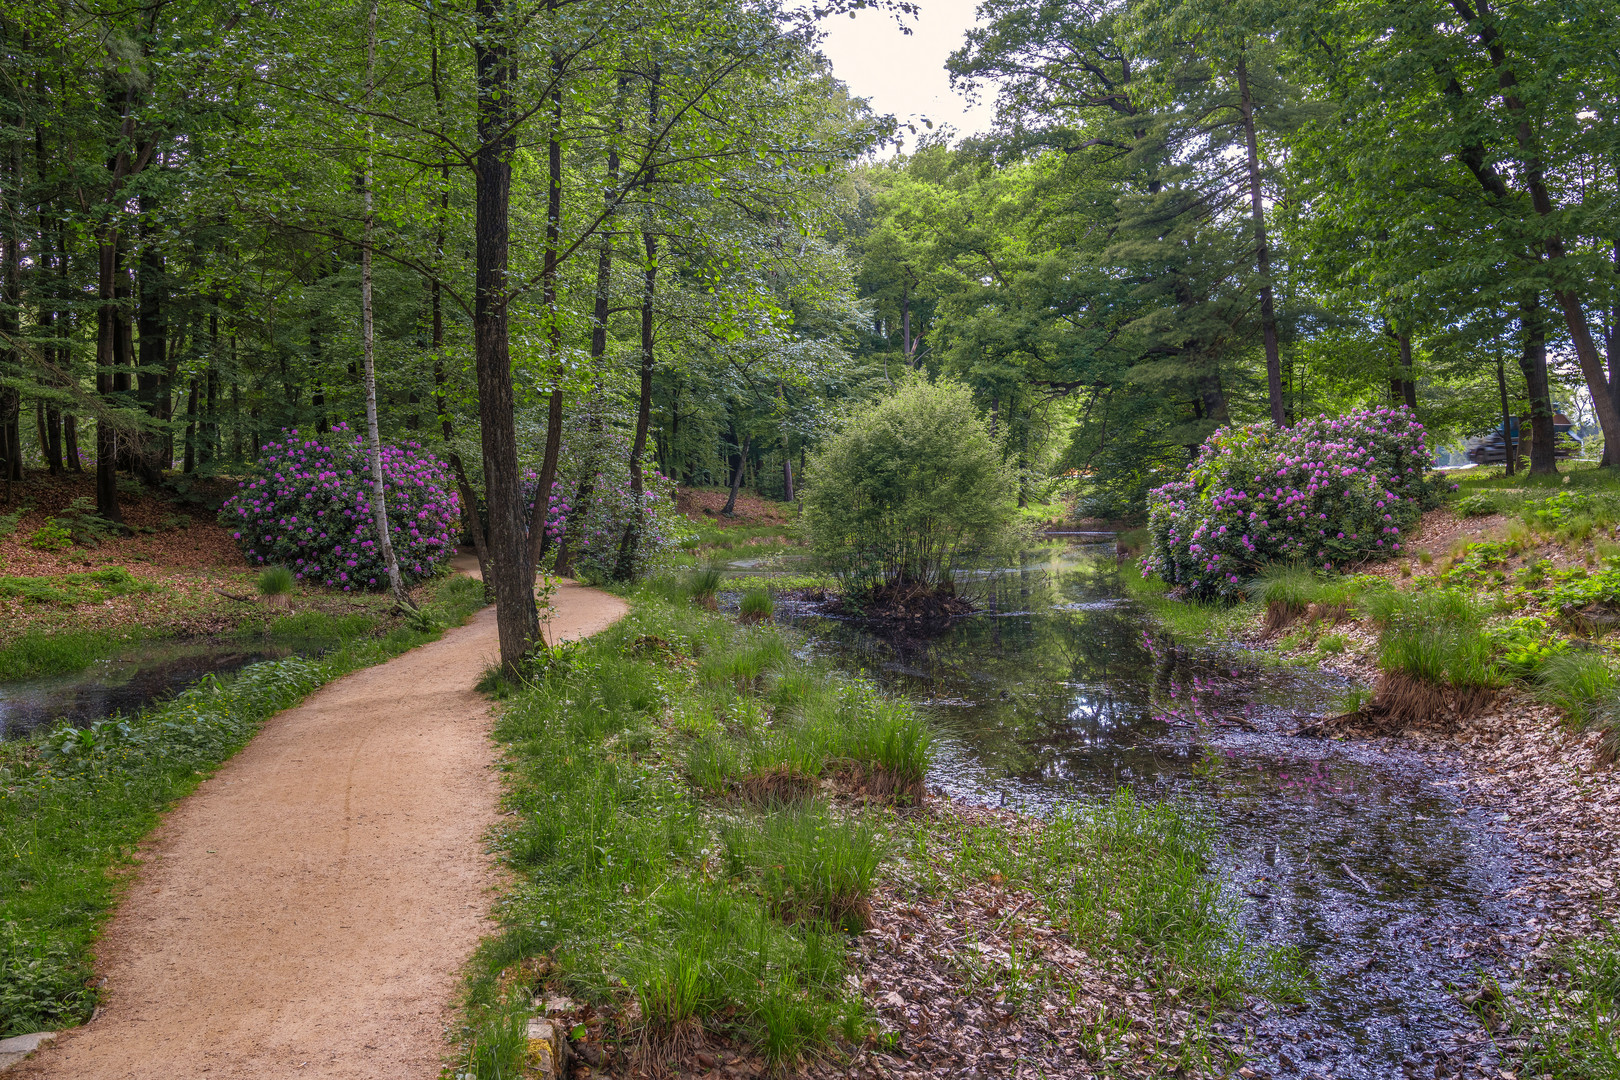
[1367,588,1502,691]
[1534,652,1619,728]
[739,586,774,623]
[721,805,885,931]
[1506,926,1620,1080]
[0,576,487,1035]
[256,565,295,596]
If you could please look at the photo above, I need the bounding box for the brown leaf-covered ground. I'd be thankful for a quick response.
[675,488,796,527]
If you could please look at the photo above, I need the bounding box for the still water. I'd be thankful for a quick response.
[0,639,308,740]
[753,541,1524,1080]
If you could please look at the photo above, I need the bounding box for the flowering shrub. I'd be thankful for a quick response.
[1142,407,1445,599]
[222,424,460,591]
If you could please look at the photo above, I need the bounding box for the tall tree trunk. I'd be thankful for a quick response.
[1607,230,1619,415]
[0,140,19,488]
[183,377,198,474]
[722,429,748,516]
[527,31,567,576]
[427,31,491,594]
[1452,1,1620,463]
[1396,332,1418,411]
[1496,354,1516,477]
[615,69,661,577]
[475,0,540,671]
[44,405,62,475]
[360,0,413,610]
[614,223,658,579]
[95,233,125,520]
[64,413,81,472]
[1518,294,1557,475]
[135,194,166,483]
[1237,56,1285,428]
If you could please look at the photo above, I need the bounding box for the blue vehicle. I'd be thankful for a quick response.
[1465,408,1581,465]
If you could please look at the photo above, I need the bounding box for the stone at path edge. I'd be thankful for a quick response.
[0,1034,56,1071]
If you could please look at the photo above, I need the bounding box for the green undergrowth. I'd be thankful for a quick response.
[0,574,486,1035]
[461,587,934,1077]
[0,568,154,608]
[0,629,129,683]
[1365,587,1501,692]
[899,790,1311,1006]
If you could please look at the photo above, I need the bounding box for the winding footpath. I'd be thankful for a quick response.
[15,572,627,1080]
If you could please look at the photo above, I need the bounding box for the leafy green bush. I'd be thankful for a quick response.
[0,505,29,538]
[50,498,123,547]
[1486,616,1570,681]
[27,521,71,552]
[801,378,1020,597]
[1455,493,1500,517]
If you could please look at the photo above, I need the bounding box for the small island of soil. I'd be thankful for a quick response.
[824,580,975,622]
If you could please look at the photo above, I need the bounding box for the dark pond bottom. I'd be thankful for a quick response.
[752,544,1528,1080]
[0,639,315,740]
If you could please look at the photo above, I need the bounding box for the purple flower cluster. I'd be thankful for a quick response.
[1142,406,1444,599]
[221,424,461,591]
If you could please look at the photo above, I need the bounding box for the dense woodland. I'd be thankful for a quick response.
[2,0,1620,662]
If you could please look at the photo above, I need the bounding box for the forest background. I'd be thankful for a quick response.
[3,0,1620,664]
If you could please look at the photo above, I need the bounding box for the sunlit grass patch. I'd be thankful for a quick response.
[1533,652,1619,730]
[0,628,124,682]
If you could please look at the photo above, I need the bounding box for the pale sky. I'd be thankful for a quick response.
[816,0,998,153]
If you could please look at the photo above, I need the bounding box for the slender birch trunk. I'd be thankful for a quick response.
[360,0,412,610]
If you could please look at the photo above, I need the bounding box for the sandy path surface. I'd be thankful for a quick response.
[18,578,628,1080]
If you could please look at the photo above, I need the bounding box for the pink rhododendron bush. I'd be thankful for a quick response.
[1142,407,1445,599]
[222,424,460,590]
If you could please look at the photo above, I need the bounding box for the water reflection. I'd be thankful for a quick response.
[0,639,310,740]
[764,542,1525,1080]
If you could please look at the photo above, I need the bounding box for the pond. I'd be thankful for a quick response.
[744,541,1526,1080]
[0,638,316,741]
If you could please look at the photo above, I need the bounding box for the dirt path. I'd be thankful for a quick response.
[18,579,628,1080]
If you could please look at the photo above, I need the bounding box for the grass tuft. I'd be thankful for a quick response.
[257,565,295,597]
[721,804,885,932]
[738,587,774,624]
[1534,652,1619,730]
